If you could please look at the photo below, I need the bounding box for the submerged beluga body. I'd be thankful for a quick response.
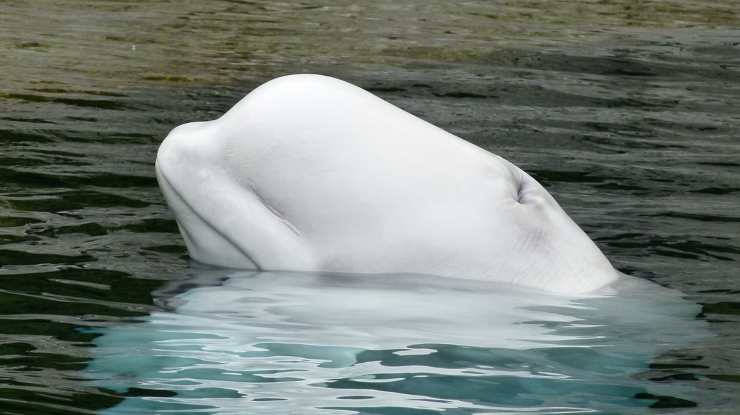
[155,74,619,294]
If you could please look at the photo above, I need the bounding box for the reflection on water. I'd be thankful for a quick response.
[1,0,740,413]
[87,271,706,414]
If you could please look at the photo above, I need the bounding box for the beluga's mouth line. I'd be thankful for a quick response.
[155,74,619,294]
[155,164,264,270]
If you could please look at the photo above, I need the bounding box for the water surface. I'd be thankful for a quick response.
[89,271,707,414]
[1,0,739,413]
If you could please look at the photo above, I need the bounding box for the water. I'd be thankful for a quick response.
[88,272,706,414]
[1,0,739,413]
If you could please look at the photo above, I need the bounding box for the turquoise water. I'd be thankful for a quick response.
[88,272,706,414]
[1,0,740,413]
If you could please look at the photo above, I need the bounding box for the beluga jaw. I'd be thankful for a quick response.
[155,74,619,294]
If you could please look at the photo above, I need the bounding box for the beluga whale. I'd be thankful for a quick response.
[155,74,619,294]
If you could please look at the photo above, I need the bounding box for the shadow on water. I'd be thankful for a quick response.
[85,270,708,414]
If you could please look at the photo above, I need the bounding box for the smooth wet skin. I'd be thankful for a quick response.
[156,74,618,293]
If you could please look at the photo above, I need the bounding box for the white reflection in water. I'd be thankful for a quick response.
[88,271,708,414]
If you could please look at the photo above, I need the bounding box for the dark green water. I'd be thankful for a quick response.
[1,1,739,413]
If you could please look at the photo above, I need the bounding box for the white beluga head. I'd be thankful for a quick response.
[155,74,619,294]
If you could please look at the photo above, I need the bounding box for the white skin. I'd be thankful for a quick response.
[155,74,618,294]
